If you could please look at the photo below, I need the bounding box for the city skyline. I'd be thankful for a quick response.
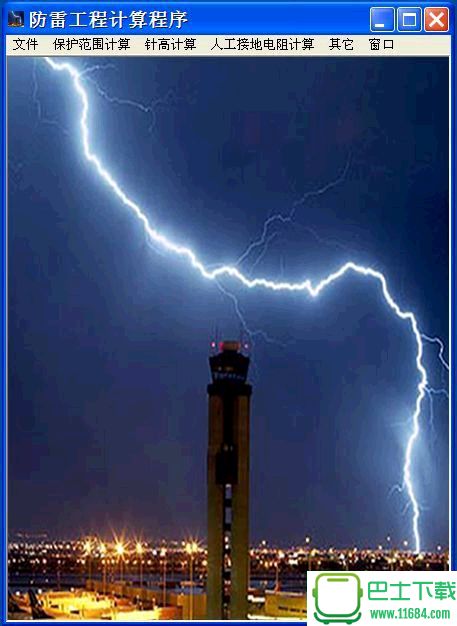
[7,533,450,553]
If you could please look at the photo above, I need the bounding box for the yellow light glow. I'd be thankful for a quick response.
[115,542,125,557]
[136,542,144,555]
[185,541,198,555]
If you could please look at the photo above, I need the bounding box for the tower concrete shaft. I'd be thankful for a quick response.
[207,341,251,620]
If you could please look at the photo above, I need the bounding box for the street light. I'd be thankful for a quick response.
[160,548,167,607]
[84,539,93,584]
[100,543,107,594]
[185,541,198,620]
[136,543,144,588]
[115,542,125,582]
[385,536,394,570]
[275,551,285,591]
[305,536,312,571]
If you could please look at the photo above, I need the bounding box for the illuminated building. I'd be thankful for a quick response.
[264,591,307,619]
[207,341,251,619]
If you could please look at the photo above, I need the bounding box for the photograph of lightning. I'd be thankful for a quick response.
[7,56,449,619]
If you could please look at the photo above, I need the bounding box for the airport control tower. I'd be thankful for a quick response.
[207,341,252,620]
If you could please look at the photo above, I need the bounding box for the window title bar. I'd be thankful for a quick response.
[3,2,455,35]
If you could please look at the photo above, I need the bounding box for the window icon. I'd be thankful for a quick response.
[397,8,422,32]
[424,7,449,32]
[370,7,395,32]
[312,572,363,624]
[8,10,24,27]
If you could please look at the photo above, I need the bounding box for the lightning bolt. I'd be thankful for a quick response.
[38,57,447,554]
[214,279,292,349]
[426,387,449,398]
[82,74,176,133]
[236,156,351,269]
[425,386,449,437]
[32,60,70,136]
[421,334,450,371]
[421,335,449,440]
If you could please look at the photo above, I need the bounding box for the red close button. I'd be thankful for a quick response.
[424,7,449,31]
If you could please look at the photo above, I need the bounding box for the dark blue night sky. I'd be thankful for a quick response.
[8,57,449,550]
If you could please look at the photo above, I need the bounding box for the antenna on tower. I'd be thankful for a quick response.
[239,325,250,355]
[210,325,219,353]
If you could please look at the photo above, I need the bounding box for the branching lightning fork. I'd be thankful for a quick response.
[421,334,450,371]
[41,57,448,554]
